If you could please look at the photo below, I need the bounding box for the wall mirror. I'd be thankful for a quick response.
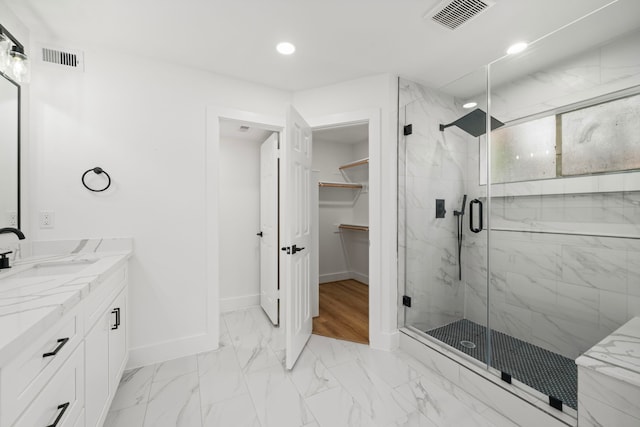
[0,72,20,229]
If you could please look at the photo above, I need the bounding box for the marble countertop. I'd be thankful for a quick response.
[576,316,640,388]
[0,238,132,366]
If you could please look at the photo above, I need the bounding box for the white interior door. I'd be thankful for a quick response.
[281,106,313,370]
[260,133,279,325]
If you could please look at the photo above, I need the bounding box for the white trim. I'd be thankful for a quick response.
[220,294,260,313]
[319,271,352,283]
[308,108,384,349]
[350,271,369,285]
[126,333,215,369]
[206,107,285,351]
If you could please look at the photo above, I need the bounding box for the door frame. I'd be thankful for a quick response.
[206,107,385,350]
[307,109,383,349]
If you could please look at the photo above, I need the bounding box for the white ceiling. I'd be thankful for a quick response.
[314,124,368,145]
[4,0,640,92]
[219,120,274,144]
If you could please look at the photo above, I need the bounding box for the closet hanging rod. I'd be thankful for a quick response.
[339,157,369,170]
[318,182,363,189]
[338,224,369,232]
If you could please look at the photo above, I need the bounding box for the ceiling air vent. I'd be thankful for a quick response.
[40,46,84,71]
[426,0,495,30]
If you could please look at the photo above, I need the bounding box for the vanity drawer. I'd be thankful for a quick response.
[13,343,84,427]
[84,265,127,330]
[0,313,81,427]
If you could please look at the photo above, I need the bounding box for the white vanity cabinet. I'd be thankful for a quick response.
[0,259,129,427]
[84,267,128,427]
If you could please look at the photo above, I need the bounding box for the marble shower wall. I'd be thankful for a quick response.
[462,28,640,361]
[477,193,640,360]
[491,28,640,123]
[398,77,479,332]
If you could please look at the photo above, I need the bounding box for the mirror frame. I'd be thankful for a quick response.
[0,72,21,229]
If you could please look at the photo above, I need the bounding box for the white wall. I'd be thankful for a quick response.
[294,73,398,349]
[28,43,290,367]
[314,138,369,284]
[314,139,353,282]
[219,135,264,312]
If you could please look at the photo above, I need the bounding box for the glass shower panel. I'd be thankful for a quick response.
[488,6,640,412]
[399,68,490,367]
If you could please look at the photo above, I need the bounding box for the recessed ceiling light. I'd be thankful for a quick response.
[276,42,296,55]
[506,42,528,55]
[463,102,477,109]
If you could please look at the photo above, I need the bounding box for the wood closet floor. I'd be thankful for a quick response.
[312,279,369,344]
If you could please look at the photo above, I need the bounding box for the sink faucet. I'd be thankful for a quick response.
[0,228,25,270]
[0,228,26,240]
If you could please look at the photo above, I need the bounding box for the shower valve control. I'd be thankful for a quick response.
[436,199,446,218]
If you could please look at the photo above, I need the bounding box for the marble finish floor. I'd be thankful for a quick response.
[105,306,517,427]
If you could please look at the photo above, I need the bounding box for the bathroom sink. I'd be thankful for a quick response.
[8,259,98,279]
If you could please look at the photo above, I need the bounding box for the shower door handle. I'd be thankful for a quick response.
[469,199,483,233]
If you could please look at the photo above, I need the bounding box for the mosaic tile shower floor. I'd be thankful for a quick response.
[426,319,577,410]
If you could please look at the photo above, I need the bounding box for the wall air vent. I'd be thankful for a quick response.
[426,0,495,30]
[40,46,84,71]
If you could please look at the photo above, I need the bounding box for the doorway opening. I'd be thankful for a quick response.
[218,119,280,318]
[311,123,370,344]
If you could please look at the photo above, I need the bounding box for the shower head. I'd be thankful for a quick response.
[439,109,504,137]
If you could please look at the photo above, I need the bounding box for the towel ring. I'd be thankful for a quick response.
[82,167,111,192]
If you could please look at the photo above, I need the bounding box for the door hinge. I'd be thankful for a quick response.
[403,124,413,135]
[402,295,412,307]
[501,372,512,384]
[549,396,563,411]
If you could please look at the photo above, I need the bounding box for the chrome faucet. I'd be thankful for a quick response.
[0,227,26,240]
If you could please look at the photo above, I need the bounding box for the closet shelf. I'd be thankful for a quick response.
[338,224,369,232]
[318,182,363,189]
[339,157,369,187]
[339,157,369,170]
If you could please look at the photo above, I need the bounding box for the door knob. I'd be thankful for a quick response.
[292,245,305,254]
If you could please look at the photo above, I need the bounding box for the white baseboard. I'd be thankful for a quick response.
[319,271,351,283]
[220,294,260,313]
[351,271,369,285]
[320,271,370,284]
[127,332,217,369]
[370,329,399,351]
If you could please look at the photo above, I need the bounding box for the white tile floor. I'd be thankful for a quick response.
[105,307,517,427]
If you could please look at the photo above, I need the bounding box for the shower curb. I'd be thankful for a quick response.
[400,328,576,427]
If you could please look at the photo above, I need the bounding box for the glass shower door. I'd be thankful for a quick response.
[399,68,491,368]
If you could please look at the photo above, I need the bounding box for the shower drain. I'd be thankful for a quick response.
[460,340,476,349]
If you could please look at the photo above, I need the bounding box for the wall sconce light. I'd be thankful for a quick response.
[0,24,30,84]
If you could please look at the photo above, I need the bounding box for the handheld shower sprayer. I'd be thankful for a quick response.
[454,194,467,217]
[454,194,467,280]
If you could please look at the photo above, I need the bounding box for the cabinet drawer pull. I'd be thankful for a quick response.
[111,307,121,330]
[46,402,70,427]
[42,338,70,358]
